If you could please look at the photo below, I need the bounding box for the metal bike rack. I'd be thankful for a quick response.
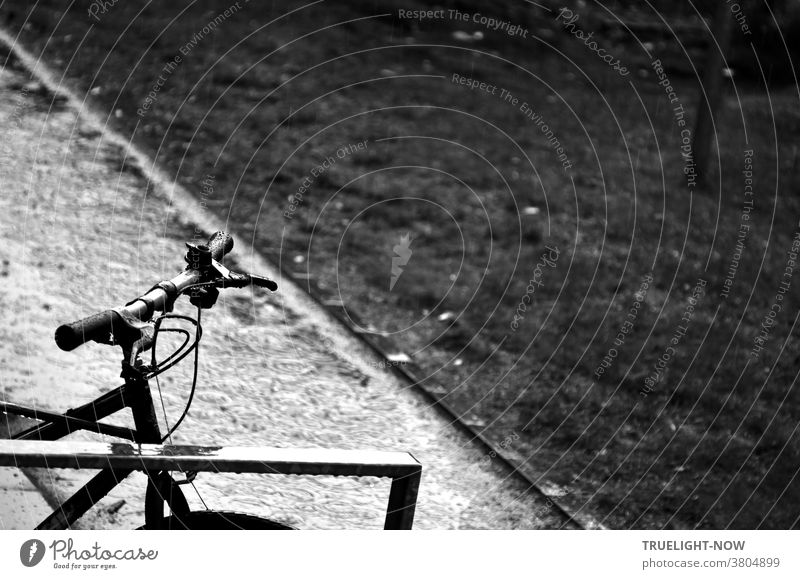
[0,439,421,530]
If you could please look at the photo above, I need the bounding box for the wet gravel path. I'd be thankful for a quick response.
[0,50,568,529]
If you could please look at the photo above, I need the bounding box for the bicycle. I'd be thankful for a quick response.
[0,232,421,530]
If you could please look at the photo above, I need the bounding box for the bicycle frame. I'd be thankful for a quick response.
[1,369,168,530]
[1,360,423,530]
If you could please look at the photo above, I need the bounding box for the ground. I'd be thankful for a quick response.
[0,47,568,529]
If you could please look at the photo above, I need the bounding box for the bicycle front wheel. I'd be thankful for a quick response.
[141,510,296,530]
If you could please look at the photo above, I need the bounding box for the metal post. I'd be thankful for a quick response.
[383,468,421,530]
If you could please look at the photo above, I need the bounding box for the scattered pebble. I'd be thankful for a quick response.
[452,30,483,42]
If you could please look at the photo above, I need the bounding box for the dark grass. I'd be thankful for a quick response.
[4,0,800,528]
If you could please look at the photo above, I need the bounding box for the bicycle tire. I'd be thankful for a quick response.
[139,510,296,530]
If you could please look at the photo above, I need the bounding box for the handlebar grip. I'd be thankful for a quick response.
[55,309,120,351]
[207,231,233,262]
[250,275,278,291]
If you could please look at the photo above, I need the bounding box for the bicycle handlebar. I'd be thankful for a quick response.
[55,309,122,351]
[54,232,275,352]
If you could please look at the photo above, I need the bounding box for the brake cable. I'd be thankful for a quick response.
[151,306,208,507]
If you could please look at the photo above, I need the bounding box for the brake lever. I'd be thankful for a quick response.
[249,274,278,291]
[211,258,278,291]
